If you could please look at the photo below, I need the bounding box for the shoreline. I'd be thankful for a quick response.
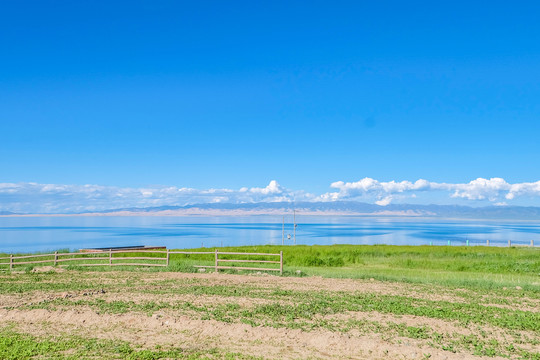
[2,212,540,222]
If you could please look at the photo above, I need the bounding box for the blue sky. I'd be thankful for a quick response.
[1,1,540,212]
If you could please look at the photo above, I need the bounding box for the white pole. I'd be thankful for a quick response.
[282,216,284,245]
[293,209,296,245]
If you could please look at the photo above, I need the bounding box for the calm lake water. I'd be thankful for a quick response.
[0,216,539,253]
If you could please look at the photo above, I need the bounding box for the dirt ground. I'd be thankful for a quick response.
[0,271,538,359]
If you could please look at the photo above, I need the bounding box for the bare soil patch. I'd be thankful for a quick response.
[1,271,537,359]
[0,308,506,360]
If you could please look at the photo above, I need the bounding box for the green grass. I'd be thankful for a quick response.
[22,286,539,332]
[170,244,540,291]
[2,244,539,291]
[200,244,539,275]
[0,326,262,360]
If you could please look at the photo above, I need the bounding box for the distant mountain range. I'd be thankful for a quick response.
[78,201,540,220]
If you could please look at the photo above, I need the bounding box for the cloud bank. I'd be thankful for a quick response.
[1,177,540,213]
[0,181,313,213]
[324,177,540,204]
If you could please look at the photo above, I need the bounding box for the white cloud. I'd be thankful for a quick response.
[246,180,283,195]
[375,196,393,206]
[320,177,540,206]
[329,178,431,197]
[443,177,510,201]
[0,180,314,213]
[1,177,540,213]
[323,177,432,205]
[507,181,540,200]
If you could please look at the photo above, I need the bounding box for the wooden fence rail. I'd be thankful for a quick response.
[192,249,283,274]
[0,249,284,274]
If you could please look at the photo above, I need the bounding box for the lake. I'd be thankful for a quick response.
[0,216,539,253]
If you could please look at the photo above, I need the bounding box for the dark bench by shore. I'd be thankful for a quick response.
[79,246,166,253]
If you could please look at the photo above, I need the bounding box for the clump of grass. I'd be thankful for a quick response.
[22,285,540,332]
[0,326,263,359]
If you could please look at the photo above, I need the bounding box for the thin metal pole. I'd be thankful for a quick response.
[282,216,284,245]
[293,209,296,245]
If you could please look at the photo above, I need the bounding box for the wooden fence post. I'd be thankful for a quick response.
[215,249,219,273]
[109,249,112,266]
[508,239,511,247]
[486,239,489,246]
[166,249,170,266]
[531,240,534,247]
[280,251,283,275]
[9,255,13,271]
[54,251,58,266]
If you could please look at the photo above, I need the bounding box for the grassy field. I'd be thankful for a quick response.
[2,244,539,292]
[172,244,540,290]
[0,245,539,359]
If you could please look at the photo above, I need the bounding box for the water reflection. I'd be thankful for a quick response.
[0,216,538,253]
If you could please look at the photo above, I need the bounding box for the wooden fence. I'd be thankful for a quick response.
[0,249,283,274]
[194,250,283,274]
